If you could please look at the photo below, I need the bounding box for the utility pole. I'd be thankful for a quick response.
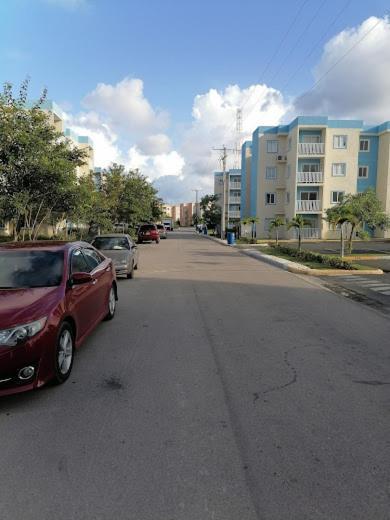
[212,145,236,238]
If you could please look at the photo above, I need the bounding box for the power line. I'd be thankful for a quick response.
[279,0,352,92]
[267,0,327,85]
[305,11,389,94]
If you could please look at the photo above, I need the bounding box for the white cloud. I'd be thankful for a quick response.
[82,78,169,136]
[181,83,289,179]
[137,133,172,155]
[127,147,185,181]
[295,16,390,122]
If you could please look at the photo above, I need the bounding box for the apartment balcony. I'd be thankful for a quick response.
[229,182,241,190]
[228,196,241,204]
[228,210,241,219]
[297,171,324,184]
[298,142,325,155]
[296,200,322,212]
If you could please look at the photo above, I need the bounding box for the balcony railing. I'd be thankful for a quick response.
[229,182,241,190]
[297,171,324,184]
[228,196,241,204]
[296,200,322,212]
[298,142,325,155]
[228,210,241,219]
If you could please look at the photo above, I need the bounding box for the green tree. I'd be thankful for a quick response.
[0,79,86,240]
[342,189,390,253]
[287,215,311,252]
[324,203,350,257]
[269,217,285,246]
[241,216,259,240]
[200,194,221,233]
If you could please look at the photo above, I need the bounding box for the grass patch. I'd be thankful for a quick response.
[262,246,370,270]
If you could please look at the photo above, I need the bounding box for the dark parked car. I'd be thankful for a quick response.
[138,224,160,244]
[156,224,168,239]
[92,234,139,278]
[0,241,117,397]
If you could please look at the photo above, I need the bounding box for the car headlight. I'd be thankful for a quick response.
[0,318,47,347]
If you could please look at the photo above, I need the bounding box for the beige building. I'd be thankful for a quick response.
[241,117,390,239]
[214,169,241,229]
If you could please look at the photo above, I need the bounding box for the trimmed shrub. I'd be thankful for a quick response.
[274,245,354,270]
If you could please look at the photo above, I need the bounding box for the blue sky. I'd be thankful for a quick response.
[1,0,390,202]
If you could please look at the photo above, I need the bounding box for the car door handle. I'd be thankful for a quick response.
[92,279,98,285]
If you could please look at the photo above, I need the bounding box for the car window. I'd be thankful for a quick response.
[140,224,156,231]
[83,248,103,271]
[71,249,90,274]
[0,250,64,288]
[92,236,130,250]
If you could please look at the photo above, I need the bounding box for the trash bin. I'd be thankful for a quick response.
[227,232,235,245]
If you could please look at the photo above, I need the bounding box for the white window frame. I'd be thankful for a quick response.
[265,166,277,180]
[266,140,278,153]
[331,191,345,204]
[332,163,346,177]
[358,165,369,178]
[333,135,348,149]
[265,192,276,205]
[359,139,370,152]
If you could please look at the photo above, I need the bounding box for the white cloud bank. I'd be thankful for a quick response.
[295,16,390,122]
[64,15,390,203]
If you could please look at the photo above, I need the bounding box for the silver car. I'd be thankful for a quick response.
[91,234,139,279]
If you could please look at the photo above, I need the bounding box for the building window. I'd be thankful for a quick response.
[266,140,278,153]
[265,193,276,204]
[300,191,318,201]
[265,167,277,179]
[286,192,290,204]
[333,135,348,149]
[332,163,346,176]
[360,139,370,152]
[358,166,369,178]
[302,163,320,173]
[331,191,345,204]
[301,134,321,143]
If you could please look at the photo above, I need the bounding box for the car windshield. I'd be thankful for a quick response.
[157,225,164,230]
[140,225,155,231]
[0,250,64,289]
[92,237,130,250]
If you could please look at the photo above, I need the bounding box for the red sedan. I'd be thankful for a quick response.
[0,241,117,397]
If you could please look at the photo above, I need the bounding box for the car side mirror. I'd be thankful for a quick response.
[71,272,93,285]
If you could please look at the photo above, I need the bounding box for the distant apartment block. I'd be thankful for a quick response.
[240,116,390,239]
[214,169,241,229]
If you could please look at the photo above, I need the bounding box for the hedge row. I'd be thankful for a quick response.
[274,245,354,270]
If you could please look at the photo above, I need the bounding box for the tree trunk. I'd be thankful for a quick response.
[298,228,302,252]
[340,223,345,258]
[276,229,279,247]
[348,224,355,254]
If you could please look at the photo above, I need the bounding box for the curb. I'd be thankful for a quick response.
[240,249,383,276]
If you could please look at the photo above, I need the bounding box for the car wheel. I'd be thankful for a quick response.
[104,285,117,320]
[156,239,160,244]
[127,262,134,279]
[53,322,74,384]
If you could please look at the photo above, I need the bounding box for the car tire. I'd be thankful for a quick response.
[53,322,75,384]
[134,261,138,270]
[105,285,117,320]
[127,262,134,279]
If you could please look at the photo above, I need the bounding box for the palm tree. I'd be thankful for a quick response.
[324,206,350,257]
[269,217,285,246]
[241,216,260,240]
[287,215,311,252]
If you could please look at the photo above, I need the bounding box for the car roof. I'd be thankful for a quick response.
[0,240,90,251]
[93,234,130,238]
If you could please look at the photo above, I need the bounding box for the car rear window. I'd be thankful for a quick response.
[157,225,164,229]
[0,250,64,288]
[92,237,130,250]
[140,225,156,231]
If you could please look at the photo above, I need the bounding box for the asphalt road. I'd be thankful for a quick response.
[1,230,390,520]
